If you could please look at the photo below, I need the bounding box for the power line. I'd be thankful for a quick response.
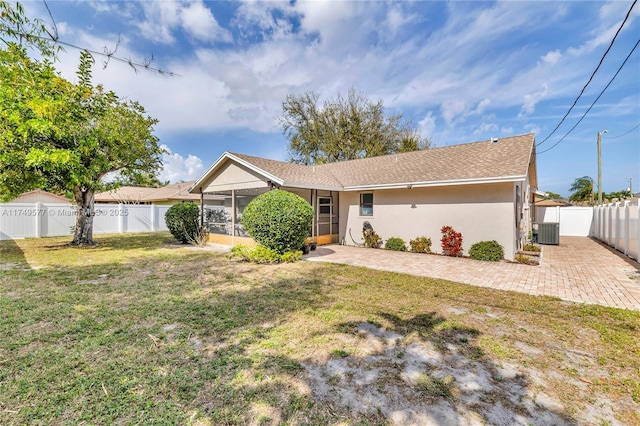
[537,38,640,155]
[536,0,638,147]
[608,123,640,139]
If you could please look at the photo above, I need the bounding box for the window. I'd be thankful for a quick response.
[360,193,373,216]
[318,197,331,215]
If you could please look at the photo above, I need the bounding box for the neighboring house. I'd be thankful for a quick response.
[190,133,538,260]
[9,189,71,204]
[95,181,222,206]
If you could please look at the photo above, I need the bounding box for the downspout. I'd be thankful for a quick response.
[231,189,235,246]
[200,189,204,229]
[311,189,316,240]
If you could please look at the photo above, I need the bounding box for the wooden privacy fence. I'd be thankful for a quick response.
[593,201,640,262]
[0,202,171,240]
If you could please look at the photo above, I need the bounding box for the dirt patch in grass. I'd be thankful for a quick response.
[0,234,638,425]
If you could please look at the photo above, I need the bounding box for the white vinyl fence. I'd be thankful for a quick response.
[593,201,640,261]
[535,206,594,237]
[535,202,639,261]
[0,202,171,240]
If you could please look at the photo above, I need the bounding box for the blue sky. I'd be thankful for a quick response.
[22,0,640,197]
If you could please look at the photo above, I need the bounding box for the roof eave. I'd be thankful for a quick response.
[281,182,344,191]
[189,152,285,194]
[342,175,527,191]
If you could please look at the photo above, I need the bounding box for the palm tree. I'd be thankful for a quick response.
[568,176,594,202]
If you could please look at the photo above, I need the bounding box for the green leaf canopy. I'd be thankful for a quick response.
[0,44,163,244]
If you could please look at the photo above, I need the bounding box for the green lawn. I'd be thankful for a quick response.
[0,233,638,425]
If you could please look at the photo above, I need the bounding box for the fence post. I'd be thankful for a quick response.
[637,203,640,261]
[35,202,42,237]
[151,204,156,232]
[597,205,602,240]
[624,201,629,255]
[614,202,620,250]
[118,203,125,233]
[605,204,613,245]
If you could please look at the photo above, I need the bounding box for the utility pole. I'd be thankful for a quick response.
[629,177,633,197]
[597,130,607,205]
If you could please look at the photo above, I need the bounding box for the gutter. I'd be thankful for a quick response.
[342,175,527,191]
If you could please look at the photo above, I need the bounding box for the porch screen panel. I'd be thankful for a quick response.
[317,196,332,235]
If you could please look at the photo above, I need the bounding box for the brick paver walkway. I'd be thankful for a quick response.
[304,237,640,311]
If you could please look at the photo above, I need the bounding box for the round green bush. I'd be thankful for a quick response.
[241,190,313,254]
[385,237,407,251]
[165,202,201,243]
[469,240,504,261]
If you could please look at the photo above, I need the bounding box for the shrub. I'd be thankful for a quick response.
[165,202,202,244]
[410,236,432,253]
[363,228,382,248]
[247,245,282,264]
[440,226,463,257]
[280,250,303,263]
[241,190,313,254]
[514,254,530,264]
[228,244,251,261]
[385,237,407,251]
[522,244,541,252]
[469,240,504,261]
[228,244,303,264]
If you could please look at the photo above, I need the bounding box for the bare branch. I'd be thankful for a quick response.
[43,0,58,42]
[1,1,180,76]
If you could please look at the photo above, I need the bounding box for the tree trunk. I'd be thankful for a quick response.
[72,188,95,245]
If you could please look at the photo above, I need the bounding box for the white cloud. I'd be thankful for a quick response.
[41,0,638,158]
[180,2,232,43]
[474,98,491,115]
[384,5,421,36]
[541,50,562,65]
[518,84,549,118]
[473,122,498,135]
[418,112,436,137]
[441,100,468,126]
[159,145,204,183]
[135,1,230,45]
[233,1,296,40]
[136,1,181,44]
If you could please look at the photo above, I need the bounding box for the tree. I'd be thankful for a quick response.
[605,189,631,201]
[110,171,169,188]
[568,176,594,203]
[545,191,561,200]
[0,44,163,245]
[279,88,430,165]
[0,1,58,57]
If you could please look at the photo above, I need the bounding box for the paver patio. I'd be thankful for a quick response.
[304,236,640,311]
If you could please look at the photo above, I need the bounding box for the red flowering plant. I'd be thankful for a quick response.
[440,226,463,257]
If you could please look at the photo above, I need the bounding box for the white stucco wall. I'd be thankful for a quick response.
[339,182,518,259]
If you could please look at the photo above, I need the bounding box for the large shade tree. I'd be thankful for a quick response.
[279,88,430,165]
[0,44,163,245]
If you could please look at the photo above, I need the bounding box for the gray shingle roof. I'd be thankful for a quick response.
[226,133,535,190]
